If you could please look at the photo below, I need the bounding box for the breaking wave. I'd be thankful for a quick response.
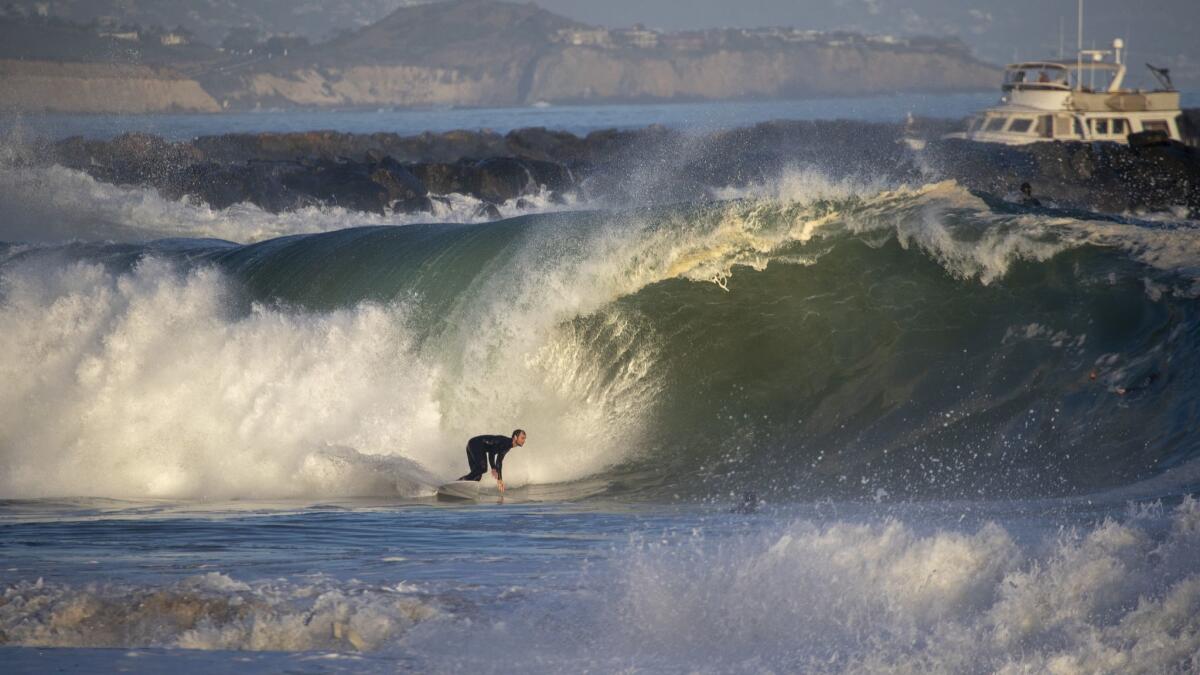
[1,177,1199,500]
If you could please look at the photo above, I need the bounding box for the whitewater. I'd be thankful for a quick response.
[2,114,1200,672]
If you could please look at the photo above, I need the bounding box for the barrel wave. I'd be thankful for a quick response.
[2,179,1199,500]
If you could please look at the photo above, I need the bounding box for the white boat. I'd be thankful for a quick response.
[948,3,1184,145]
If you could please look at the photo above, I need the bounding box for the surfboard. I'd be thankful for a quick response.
[436,480,482,501]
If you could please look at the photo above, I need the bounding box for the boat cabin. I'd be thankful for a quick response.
[952,41,1184,145]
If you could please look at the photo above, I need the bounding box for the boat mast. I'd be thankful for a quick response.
[1076,0,1083,92]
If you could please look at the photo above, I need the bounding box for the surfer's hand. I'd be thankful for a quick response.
[497,480,506,493]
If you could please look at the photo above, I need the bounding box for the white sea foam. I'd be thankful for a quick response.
[0,258,448,498]
[609,498,1200,672]
[700,179,1200,286]
[855,182,1200,284]
[0,572,438,652]
[708,165,893,204]
[0,252,660,498]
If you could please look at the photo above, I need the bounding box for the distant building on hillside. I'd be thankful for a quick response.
[784,29,822,43]
[615,25,659,49]
[159,31,188,46]
[554,28,612,48]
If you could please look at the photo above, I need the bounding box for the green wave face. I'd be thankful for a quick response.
[612,240,1197,499]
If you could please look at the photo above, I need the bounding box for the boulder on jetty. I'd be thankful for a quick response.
[47,134,585,215]
[928,137,1200,215]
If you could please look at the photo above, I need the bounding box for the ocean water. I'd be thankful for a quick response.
[1,94,1001,141]
[4,92,1197,142]
[2,97,1200,672]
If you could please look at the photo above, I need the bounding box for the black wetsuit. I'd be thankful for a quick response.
[458,435,515,481]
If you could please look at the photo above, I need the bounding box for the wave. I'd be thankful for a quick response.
[1,179,1199,499]
[0,572,437,651]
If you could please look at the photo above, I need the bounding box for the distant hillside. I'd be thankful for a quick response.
[0,61,220,113]
[0,0,1001,113]
[209,0,999,110]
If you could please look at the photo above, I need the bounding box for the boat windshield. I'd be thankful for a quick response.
[1004,65,1070,90]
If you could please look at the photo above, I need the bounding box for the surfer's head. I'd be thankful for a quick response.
[512,429,526,447]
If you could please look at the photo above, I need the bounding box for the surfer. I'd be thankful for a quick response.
[458,430,526,492]
[1019,182,1041,207]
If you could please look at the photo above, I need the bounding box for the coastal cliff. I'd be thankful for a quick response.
[220,43,997,109]
[0,60,220,113]
[213,1,997,109]
[527,45,996,102]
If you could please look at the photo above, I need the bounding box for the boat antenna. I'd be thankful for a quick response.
[1076,0,1083,92]
[1146,63,1175,91]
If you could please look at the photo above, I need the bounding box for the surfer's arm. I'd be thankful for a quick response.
[492,449,509,481]
[489,452,507,492]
